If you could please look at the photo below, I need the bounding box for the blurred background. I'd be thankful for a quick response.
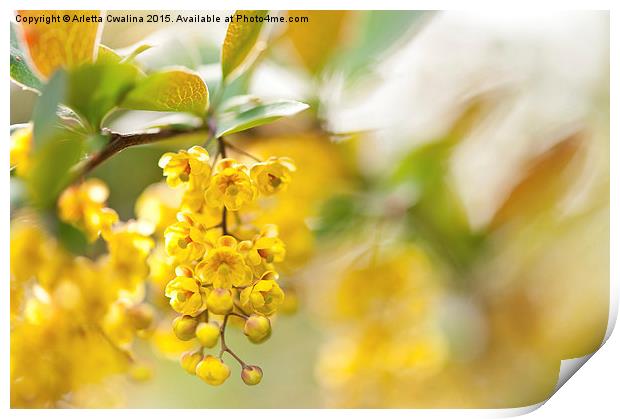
[10,10,609,408]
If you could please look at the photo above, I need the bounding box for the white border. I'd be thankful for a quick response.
[2,1,617,417]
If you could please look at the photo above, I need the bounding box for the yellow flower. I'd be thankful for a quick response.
[101,302,135,347]
[158,146,211,188]
[164,266,207,317]
[205,158,256,210]
[206,288,233,314]
[180,351,203,375]
[58,179,119,241]
[196,321,220,348]
[239,272,285,316]
[10,219,50,283]
[250,156,296,195]
[195,236,253,289]
[195,355,230,386]
[10,125,33,177]
[163,213,207,263]
[241,224,286,269]
[103,222,154,291]
[181,175,210,212]
[172,314,199,341]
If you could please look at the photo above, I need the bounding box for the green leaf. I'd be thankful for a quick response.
[121,68,209,116]
[10,22,43,92]
[392,142,486,271]
[31,71,68,148]
[27,129,84,208]
[221,10,268,81]
[97,44,151,65]
[121,44,153,63]
[56,219,89,255]
[96,45,123,64]
[66,62,142,129]
[313,194,363,239]
[135,34,220,72]
[215,98,308,137]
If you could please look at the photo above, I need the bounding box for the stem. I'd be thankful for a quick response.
[223,140,262,162]
[97,326,134,364]
[75,126,207,181]
[217,137,230,235]
[217,314,247,367]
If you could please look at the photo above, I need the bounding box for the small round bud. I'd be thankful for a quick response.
[180,351,203,375]
[206,288,233,315]
[243,315,271,344]
[172,315,198,341]
[127,303,155,330]
[129,363,153,382]
[241,365,263,385]
[196,355,230,386]
[195,321,220,348]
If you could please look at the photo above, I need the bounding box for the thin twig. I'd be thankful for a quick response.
[74,126,208,181]
[217,314,247,367]
[222,140,263,162]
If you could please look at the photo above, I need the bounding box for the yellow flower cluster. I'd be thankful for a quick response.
[58,178,119,241]
[313,245,450,407]
[156,144,295,386]
[10,208,155,407]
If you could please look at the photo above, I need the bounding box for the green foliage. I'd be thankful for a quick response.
[221,10,268,81]
[96,45,123,64]
[391,141,486,272]
[67,62,142,129]
[31,71,68,148]
[27,130,84,208]
[10,22,43,92]
[55,219,89,255]
[313,194,364,239]
[121,68,209,116]
[136,34,220,71]
[215,98,308,137]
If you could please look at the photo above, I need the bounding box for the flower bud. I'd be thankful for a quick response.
[243,315,271,344]
[206,288,233,314]
[195,321,220,348]
[180,351,203,375]
[241,365,263,385]
[172,315,198,341]
[196,355,230,386]
[129,363,153,382]
[128,303,155,330]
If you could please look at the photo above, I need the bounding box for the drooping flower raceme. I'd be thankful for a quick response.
[155,145,296,386]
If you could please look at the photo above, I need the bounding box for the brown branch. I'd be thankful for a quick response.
[75,126,208,180]
[218,314,246,367]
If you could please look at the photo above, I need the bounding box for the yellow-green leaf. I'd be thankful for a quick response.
[67,63,142,129]
[16,10,103,79]
[121,68,209,116]
[96,45,122,64]
[221,10,268,81]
